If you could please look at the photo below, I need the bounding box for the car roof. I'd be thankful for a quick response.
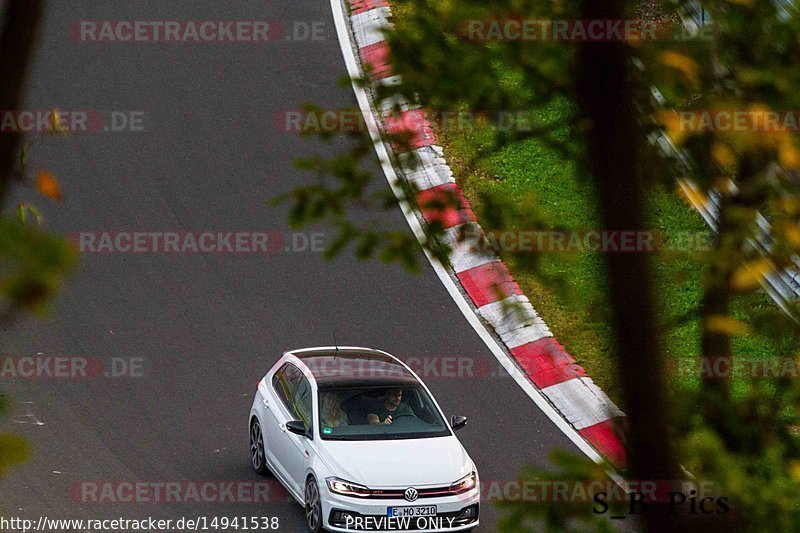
[289,347,419,388]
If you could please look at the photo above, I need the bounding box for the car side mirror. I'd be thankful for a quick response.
[450,415,467,431]
[286,420,311,438]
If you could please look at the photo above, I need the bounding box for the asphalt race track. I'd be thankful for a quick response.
[0,1,590,530]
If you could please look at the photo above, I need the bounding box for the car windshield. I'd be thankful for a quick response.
[317,385,451,441]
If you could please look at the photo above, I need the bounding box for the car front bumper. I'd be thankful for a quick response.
[320,486,479,532]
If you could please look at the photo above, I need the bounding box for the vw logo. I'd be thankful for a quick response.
[403,487,418,502]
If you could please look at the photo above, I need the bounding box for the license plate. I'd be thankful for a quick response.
[389,506,437,517]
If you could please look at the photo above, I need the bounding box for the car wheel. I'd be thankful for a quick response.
[304,476,323,533]
[250,418,268,475]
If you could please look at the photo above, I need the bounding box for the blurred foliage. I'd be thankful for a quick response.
[277,0,800,529]
[0,396,29,476]
[0,217,76,319]
[0,161,76,480]
[0,0,73,486]
[4,118,77,320]
[495,452,622,533]
[2,109,76,487]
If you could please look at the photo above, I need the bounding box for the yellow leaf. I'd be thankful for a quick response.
[16,202,42,226]
[705,315,750,336]
[678,181,709,211]
[777,198,800,216]
[731,259,772,291]
[779,138,800,169]
[790,460,800,482]
[0,434,30,474]
[711,142,737,171]
[660,51,699,87]
[710,176,737,192]
[780,223,800,249]
[657,110,692,145]
[47,108,69,135]
[35,170,63,202]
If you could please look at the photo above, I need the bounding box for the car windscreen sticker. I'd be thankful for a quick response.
[323,427,332,434]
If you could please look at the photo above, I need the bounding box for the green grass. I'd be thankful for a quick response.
[437,97,800,402]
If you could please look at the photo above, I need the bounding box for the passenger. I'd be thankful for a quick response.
[320,392,349,428]
[367,388,414,425]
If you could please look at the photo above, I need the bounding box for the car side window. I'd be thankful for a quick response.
[291,376,313,432]
[271,363,301,411]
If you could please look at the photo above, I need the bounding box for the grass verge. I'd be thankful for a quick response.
[436,97,800,402]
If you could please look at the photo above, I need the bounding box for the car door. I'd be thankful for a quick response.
[265,363,312,496]
[263,363,301,486]
[285,374,314,490]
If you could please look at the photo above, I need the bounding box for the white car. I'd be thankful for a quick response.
[249,347,480,532]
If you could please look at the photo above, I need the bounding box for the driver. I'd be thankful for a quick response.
[367,388,415,425]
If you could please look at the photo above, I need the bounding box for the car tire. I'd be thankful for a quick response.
[250,418,268,476]
[304,476,324,533]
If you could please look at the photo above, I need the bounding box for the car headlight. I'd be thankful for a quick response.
[326,477,372,497]
[449,472,477,495]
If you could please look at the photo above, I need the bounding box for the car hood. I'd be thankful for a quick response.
[318,436,473,487]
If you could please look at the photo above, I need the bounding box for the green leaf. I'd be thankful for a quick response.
[0,434,30,474]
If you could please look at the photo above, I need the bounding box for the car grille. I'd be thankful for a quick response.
[367,486,451,499]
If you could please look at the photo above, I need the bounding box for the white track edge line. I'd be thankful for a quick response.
[330,0,627,488]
